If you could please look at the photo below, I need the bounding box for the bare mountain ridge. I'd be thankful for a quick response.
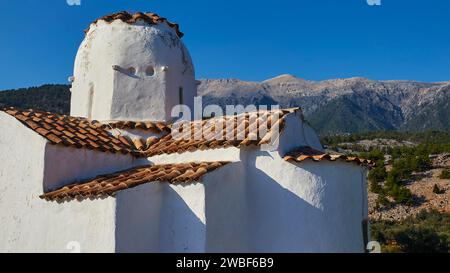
[0,76,448,135]
[198,75,450,134]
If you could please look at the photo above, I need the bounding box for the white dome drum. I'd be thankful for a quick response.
[70,12,197,122]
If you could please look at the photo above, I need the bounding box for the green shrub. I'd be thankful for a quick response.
[370,180,383,194]
[394,227,449,253]
[432,184,444,194]
[368,164,387,194]
[360,149,385,162]
[391,158,413,180]
[371,210,450,253]
[439,169,450,179]
[376,192,390,207]
[410,155,432,172]
[392,186,414,206]
[368,165,387,183]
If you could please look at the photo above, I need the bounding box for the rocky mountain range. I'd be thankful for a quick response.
[1,75,449,135]
[199,75,450,135]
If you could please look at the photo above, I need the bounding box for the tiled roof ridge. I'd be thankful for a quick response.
[102,120,171,133]
[1,107,142,156]
[40,161,229,201]
[284,146,374,168]
[2,107,302,157]
[202,107,300,120]
[1,106,102,126]
[140,108,300,156]
[85,11,184,38]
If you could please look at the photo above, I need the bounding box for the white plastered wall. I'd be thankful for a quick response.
[147,147,241,165]
[43,144,137,191]
[243,147,368,253]
[118,148,368,253]
[203,162,249,252]
[114,179,207,252]
[112,161,246,253]
[0,112,117,252]
[266,111,323,154]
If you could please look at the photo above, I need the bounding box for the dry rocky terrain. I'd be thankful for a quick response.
[369,153,450,221]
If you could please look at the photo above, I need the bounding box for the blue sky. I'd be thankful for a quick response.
[0,0,449,90]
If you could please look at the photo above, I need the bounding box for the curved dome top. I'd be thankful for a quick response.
[85,11,184,38]
[70,11,197,122]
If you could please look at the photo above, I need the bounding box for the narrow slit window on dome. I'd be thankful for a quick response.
[146,66,155,76]
[179,87,184,105]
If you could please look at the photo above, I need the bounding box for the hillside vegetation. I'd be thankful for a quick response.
[371,210,450,253]
[322,130,450,253]
[322,130,450,206]
[0,84,70,114]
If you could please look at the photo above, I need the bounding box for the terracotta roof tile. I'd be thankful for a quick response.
[86,11,184,38]
[141,108,299,156]
[103,120,170,134]
[2,107,300,157]
[284,146,374,168]
[40,162,228,201]
[2,107,141,156]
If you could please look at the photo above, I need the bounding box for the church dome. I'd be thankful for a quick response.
[85,11,184,38]
[70,11,197,122]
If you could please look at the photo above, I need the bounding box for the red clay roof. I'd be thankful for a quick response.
[284,146,374,168]
[2,107,298,157]
[86,11,184,38]
[40,162,228,201]
[105,120,170,133]
[141,108,298,156]
[2,107,142,156]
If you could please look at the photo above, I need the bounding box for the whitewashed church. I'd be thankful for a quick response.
[0,12,372,253]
